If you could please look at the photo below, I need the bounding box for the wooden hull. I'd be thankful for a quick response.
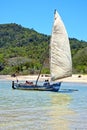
[12,81,61,92]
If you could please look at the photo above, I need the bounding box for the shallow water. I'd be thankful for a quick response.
[0,80,87,130]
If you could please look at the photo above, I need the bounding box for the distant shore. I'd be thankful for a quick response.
[0,74,87,83]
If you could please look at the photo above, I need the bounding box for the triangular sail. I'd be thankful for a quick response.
[50,10,72,81]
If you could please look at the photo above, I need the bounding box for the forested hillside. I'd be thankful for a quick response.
[0,23,87,75]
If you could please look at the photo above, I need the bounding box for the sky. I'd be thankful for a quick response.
[0,0,87,41]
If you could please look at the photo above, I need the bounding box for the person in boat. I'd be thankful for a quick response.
[25,81,33,85]
[43,79,50,86]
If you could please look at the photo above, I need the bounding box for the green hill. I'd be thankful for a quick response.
[0,23,87,75]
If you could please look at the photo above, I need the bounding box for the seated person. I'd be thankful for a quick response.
[43,79,50,86]
[25,81,33,85]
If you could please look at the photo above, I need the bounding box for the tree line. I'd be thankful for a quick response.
[0,23,87,75]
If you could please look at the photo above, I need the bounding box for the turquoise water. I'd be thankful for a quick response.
[0,80,87,130]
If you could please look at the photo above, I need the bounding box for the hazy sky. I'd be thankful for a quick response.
[0,0,87,41]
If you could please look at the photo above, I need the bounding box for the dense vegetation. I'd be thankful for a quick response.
[0,23,87,75]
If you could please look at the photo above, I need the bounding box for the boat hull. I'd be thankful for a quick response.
[12,81,61,92]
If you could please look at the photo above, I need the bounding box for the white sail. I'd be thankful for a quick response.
[50,10,72,81]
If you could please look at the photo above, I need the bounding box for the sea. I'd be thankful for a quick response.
[0,80,87,130]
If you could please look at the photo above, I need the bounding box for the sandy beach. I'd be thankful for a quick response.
[0,74,87,83]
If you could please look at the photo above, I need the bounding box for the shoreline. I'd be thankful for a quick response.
[0,74,87,83]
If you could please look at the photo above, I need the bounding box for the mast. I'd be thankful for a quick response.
[35,45,49,86]
[35,63,43,86]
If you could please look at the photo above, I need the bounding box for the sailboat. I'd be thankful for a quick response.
[12,10,72,92]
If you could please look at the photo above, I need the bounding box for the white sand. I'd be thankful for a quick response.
[0,74,87,83]
[61,74,87,83]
